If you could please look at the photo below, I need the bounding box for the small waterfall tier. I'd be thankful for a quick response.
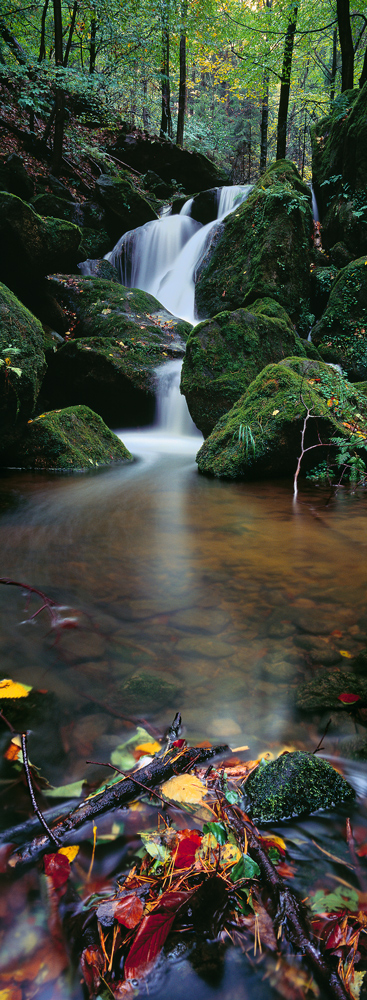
[106,184,252,325]
[154,359,199,436]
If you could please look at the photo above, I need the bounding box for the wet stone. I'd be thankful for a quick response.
[296,670,367,712]
[56,629,106,661]
[267,621,296,638]
[263,660,296,681]
[243,750,355,822]
[168,607,230,633]
[119,670,179,711]
[294,612,340,635]
[174,636,235,658]
[309,648,344,665]
[208,717,242,737]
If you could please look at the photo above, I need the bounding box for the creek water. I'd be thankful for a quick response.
[1,190,367,999]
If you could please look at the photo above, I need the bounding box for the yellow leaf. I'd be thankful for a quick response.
[263,834,287,852]
[0,678,32,698]
[272,409,279,416]
[59,845,79,861]
[339,650,353,658]
[161,773,207,805]
[135,741,161,754]
[220,843,242,867]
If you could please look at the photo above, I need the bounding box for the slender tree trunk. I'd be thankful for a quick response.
[359,42,367,88]
[276,3,298,160]
[0,18,27,63]
[176,34,186,144]
[52,0,65,175]
[259,76,269,173]
[64,0,78,67]
[160,2,172,138]
[38,0,50,61]
[330,26,338,104]
[337,0,354,91]
[89,6,96,73]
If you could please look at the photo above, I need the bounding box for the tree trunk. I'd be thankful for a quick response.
[38,0,50,61]
[89,6,96,73]
[330,26,338,104]
[64,0,78,67]
[176,33,186,145]
[259,76,269,173]
[160,3,172,138]
[52,0,65,175]
[359,43,367,88]
[0,18,27,64]
[337,0,354,91]
[276,3,298,161]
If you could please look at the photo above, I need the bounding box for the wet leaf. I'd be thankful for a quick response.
[115,894,144,928]
[202,822,227,845]
[58,845,79,862]
[161,773,207,805]
[310,886,359,913]
[134,741,161,758]
[174,830,202,868]
[44,779,86,798]
[44,852,71,888]
[338,692,361,703]
[4,736,22,761]
[0,678,32,698]
[124,890,191,979]
[339,651,353,659]
[220,843,242,867]
[230,854,260,882]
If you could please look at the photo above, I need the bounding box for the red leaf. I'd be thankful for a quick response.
[115,894,144,928]
[357,843,367,857]
[81,945,105,994]
[325,923,344,950]
[174,830,202,868]
[44,852,71,888]
[124,890,192,979]
[338,693,361,704]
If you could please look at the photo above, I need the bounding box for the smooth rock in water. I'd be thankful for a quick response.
[3,405,133,471]
[243,750,355,822]
[120,671,179,712]
[297,669,367,712]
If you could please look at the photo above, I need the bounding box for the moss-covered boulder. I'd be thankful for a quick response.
[108,131,229,194]
[243,751,355,822]
[95,173,157,241]
[181,300,308,437]
[296,670,367,712]
[312,256,367,379]
[119,671,179,713]
[194,160,312,331]
[0,192,82,294]
[3,405,133,471]
[310,265,339,319]
[196,357,367,479]
[0,283,46,452]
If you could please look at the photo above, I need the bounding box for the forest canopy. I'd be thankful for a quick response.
[0,0,367,178]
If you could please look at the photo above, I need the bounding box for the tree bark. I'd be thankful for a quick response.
[64,0,78,67]
[359,43,367,88]
[38,0,50,61]
[259,76,269,173]
[337,0,354,91]
[0,18,27,64]
[276,3,298,161]
[330,26,338,104]
[52,0,65,175]
[160,3,172,138]
[89,6,97,73]
[176,0,187,146]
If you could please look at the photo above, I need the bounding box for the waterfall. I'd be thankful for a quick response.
[105,184,253,325]
[154,359,199,436]
[311,185,319,223]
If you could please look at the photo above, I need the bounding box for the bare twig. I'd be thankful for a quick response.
[20,732,62,847]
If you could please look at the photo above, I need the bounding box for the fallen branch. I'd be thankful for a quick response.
[6,743,229,870]
[220,796,350,1000]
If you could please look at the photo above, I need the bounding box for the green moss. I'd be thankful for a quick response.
[297,670,367,712]
[312,256,367,379]
[196,357,367,479]
[120,671,179,712]
[95,174,157,230]
[0,282,46,452]
[243,751,355,822]
[6,404,133,471]
[195,160,312,331]
[181,305,307,437]
[0,192,82,283]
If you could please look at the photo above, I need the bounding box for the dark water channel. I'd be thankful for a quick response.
[1,428,367,999]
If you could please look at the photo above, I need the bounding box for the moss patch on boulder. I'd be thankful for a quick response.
[119,671,179,712]
[243,750,355,822]
[0,282,46,452]
[4,405,133,471]
[95,173,157,240]
[312,256,367,379]
[196,357,367,479]
[296,669,367,712]
[0,192,82,292]
[194,160,312,332]
[181,301,307,437]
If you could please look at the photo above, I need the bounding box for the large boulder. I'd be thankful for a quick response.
[181,299,308,437]
[311,84,367,258]
[312,256,367,379]
[108,131,229,194]
[0,192,82,295]
[95,173,157,241]
[3,405,133,471]
[243,751,355,823]
[194,161,312,332]
[196,357,367,479]
[0,283,46,453]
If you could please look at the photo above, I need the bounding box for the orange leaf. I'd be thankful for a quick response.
[115,894,144,928]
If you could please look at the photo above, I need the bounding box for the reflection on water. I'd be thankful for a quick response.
[0,433,367,999]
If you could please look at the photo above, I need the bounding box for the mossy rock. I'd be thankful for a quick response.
[195,160,312,332]
[0,192,82,292]
[196,357,367,479]
[310,265,339,319]
[47,275,191,343]
[4,405,133,471]
[120,671,179,712]
[296,670,367,712]
[243,751,355,822]
[0,282,47,453]
[181,302,307,437]
[31,192,79,222]
[312,256,367,379]
[79,227,111,260]
[95,173,157,241]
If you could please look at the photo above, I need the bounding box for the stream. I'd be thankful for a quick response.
[1,189,367,999]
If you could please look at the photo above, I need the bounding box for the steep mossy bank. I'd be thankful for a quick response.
[196,358,367,479]
[181,299,310,437]
[312,256,367,379]
[2,405,133,471]
[195,161,312,332]
[0,282,46,450]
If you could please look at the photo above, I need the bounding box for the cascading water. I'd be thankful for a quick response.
[106,184,253,325]
[154,359,199,436]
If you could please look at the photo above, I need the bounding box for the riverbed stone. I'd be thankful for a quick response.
[181,301,307,437]
[4,404,133,471]
[312,256,367,380]
[296,670,367,712]
[194,160,312,332]
[196,357,367,480]
[120,670,179,712]
[243,750,355,822]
